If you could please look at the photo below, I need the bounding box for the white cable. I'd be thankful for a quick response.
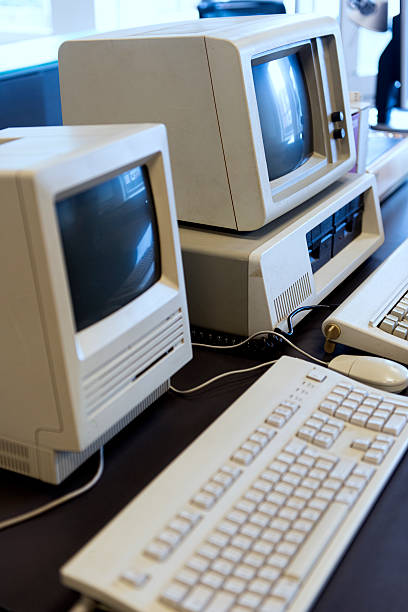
[0,448,104,532]
[192,329,328,367]
[68,596,96,612]
[170,359,278,394]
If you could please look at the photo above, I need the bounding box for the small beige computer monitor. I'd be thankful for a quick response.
[0,124,191,483]
[59,15,355,231]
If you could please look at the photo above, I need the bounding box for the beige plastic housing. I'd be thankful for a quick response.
[0,125,191,483]
[180,173,383,336]
[58,15,355,231]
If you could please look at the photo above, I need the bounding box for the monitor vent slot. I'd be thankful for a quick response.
[83,309,185,416]
[274,274,312,323]
[0,438,29,458]
[0,441,31,475]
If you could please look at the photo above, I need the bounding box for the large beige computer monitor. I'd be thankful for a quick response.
[59,15,355,231]
[0,124,191,483]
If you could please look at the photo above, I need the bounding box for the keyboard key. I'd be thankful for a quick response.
[383,414,407,435]
[180,510,202,526]
[363,449,384,464]
[201,571,224,589]
[379,316,397,333]
[144,540,171,561]
[169,517,192,536]
[258,566,281,582]
[231,535,252,551]
[120,570,150,588]
[252,540,274,556]
[319,400,337,415]
[351,438,371,451]
[238,592,262,609]
[182,585,214,611]
[240,523,262,539]
[205,592,235,612]
[306,369,327,382]
[192,491,216,510]
[259,596,286,612]
[234,564,256,581]
[211,559,234,577]
[222,546,244,563]
[158,529,182,547]
[187,556,211,573]
[232,449,254,466]
[266,414,286,428]
[271,576,300,603]
[223,577,246,594]
[203,482,224,498]
[336,486,360,505]
[330,458,356,481]
[284,439,306,456]
[161,582,189,606]
[176,568,200,586]
[267,553,289,569]
[197,544,220,561]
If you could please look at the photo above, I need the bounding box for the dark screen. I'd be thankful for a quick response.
[252,52,313,181]
[56,165,161,332]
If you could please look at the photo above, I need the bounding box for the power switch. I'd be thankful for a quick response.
[331,111,344,122]
[333,128,346,140]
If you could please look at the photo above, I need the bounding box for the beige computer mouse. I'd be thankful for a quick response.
[328,354,408,393]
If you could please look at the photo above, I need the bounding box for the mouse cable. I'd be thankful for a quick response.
[0,448,104,532]
[170,329,328,394]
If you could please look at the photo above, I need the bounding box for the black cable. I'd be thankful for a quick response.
[275,303,339,337]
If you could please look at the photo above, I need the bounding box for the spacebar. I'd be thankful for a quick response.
[286,502,348,581]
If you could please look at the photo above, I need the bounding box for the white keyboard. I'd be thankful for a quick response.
[61,356,408,612]
[322,238,408,364]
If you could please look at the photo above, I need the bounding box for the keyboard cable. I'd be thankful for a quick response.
[0,448,104,532]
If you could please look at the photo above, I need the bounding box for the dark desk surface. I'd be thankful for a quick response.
[1,181,408,612]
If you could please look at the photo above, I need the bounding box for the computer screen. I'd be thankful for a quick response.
[252,49,313,181]
[57,165,161,331]
[0,124,192,484]
[59,15,355,231]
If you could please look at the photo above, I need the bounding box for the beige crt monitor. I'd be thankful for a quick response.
[0,125,191,484]
[59,15,355,231]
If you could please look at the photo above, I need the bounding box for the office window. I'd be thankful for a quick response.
[94,0,198,31]
[0,0,198,43]
[0,0,52,38]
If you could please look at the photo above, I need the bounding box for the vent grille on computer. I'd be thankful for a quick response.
[274,274,312,323]
[0,439,31,475]
[83,309,185,417]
